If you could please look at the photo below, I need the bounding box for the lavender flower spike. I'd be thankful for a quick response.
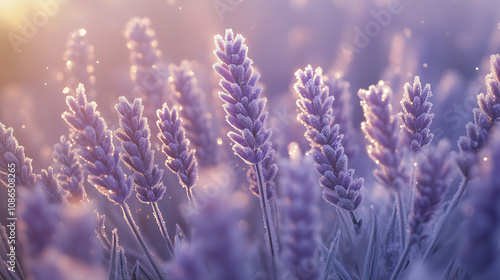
[63,29,95,94]
[457,54,500,177]
[391,140,453,280]
[115,96,174,259]
[157,103,198,203]
[168,60,219,166]
[0,122,35,188]
[460,129,500,273]
[63,85,165,279]
[358,81,408,192]
[125,17,166,105]
[213,29,273,166]
[38,167,64,204]
[294,65,363,212]
[400,76,434,152]
[324,72,359,159]
[213,29,279,264]
[115,96,166,203]
[62,84,133,204]
[279,155,321,280]
[52,135,86,203]
[409,139,453,244]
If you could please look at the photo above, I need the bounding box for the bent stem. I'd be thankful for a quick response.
[121,203,166,280]
[349,210,362,233]
[151,202,174,259]
[254,163,278,275]
[390,242,412,280]
[423,177,469,259]
[395,192,406,250]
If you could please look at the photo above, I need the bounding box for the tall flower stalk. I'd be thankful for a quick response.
[63,28,95,96]
[324,73,359,159]
[62,84,165,280]
[212,29,279,267]
[125,17,166,108]
[359,81,409,247]
[156,103,198,204]
[425,54,500,259]
[168,60,219,166]
[115,96,174,259]
[390,140,453,280]
[294,65,363,229]
[279,153,321,280]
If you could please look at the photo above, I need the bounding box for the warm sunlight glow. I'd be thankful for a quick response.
[287,141,301,161]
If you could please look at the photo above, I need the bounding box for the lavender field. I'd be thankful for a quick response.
[1,0,500,279]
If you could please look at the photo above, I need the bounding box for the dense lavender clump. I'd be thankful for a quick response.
[125,17,166,105]
[324,73,359,159]
[460,129,500,273]
[157,103,198,202]
[457,54,500,177]
[115,97,166,203]
[52,135,86,203]
[279,155,321,280]
[408,140,453,244]
[399,76,434,152]
[38,167,64,204]
[191,197,250,280]
[358,81,408,192]
[169,60,219,166]
[213,29,274,166]
[295,65,363,211]
[0,122,35,188]
[62,84,133,204]
[63,29,95,94]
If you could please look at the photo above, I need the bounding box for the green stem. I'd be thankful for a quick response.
[151,202,174,259]
[423,177,469,259]
[121,203,166,280]
[254,163,278,276]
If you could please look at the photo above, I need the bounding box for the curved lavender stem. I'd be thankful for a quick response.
[389,242,411,280]
[121,203,166,280]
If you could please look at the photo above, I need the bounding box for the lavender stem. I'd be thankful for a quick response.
[396,192,406,251]
[423,177,469,260]
[121,203,166,280]
[254,163,278,275]
[390,242,412,280]
[151,202,174,259]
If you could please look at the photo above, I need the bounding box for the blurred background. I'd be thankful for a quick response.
[1,0,500,176]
